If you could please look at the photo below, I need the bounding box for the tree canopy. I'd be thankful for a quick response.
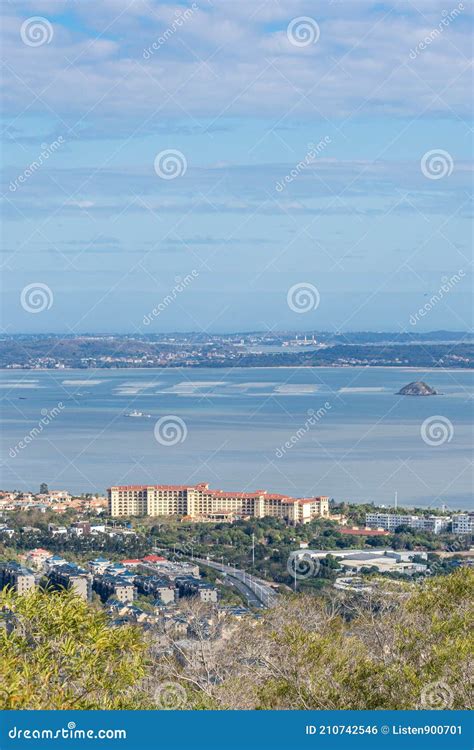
[0,588,150,709]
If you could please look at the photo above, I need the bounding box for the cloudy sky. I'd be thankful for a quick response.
[1,0,472,333]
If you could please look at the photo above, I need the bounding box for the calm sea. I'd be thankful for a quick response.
[1,367,472,509]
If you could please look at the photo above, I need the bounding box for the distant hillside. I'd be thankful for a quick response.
[0,334,472,369]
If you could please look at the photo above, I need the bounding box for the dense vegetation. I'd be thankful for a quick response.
[145,515,468,589]
[2,510,468,593]
[0,588,150,709]
[1,570,472,710]
[156,569,474,710]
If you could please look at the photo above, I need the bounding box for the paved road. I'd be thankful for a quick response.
[193,557,279,609]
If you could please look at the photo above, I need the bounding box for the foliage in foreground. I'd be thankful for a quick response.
[0,588,150,709]
[1,570,472,711]
[155,569,474,710]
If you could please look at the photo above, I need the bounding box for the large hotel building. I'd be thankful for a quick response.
[107,483,329,524]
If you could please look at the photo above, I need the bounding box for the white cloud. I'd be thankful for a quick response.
[2,0,471,124]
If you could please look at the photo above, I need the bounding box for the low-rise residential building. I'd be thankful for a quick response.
[48,490,71,501]
[87,557,111,575]
[93,574,135,603]
[135,576,176,604]
[46,563,91,601]
[44,555,68,570]
[24,548,53,571]
[69,522,91,536]
[365,512,451,534]
[0,561,36,594]
[176,576,218,603]
[48,524,68,536]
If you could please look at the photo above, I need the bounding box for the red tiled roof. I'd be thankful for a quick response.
[338,527,390,536]
[108,484,328,505]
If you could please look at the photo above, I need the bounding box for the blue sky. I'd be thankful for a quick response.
[1,0,472,333]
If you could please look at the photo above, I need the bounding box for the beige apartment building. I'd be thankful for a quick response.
[107,482,329,524]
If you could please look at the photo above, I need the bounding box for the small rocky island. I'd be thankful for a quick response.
[397,381,438,396]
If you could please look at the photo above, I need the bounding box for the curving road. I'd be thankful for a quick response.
[193,557,279,609]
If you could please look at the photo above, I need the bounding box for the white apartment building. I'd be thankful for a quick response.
[365,513,450,535]
[452,513,474,535]
[108,482,329,524]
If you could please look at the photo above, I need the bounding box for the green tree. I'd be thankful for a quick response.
[0,588,151,709]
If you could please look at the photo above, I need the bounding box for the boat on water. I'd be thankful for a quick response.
[125,410,152,418]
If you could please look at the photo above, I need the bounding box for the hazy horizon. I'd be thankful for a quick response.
[2,329,473,337]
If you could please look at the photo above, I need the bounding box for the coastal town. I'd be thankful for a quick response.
[1,484,472,636]
[2,331,472,369]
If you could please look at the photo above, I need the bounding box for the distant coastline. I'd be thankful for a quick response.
[1,332,472,370]
[2,365,474,372]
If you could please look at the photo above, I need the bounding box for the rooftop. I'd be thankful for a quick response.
[109,483,328,503]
